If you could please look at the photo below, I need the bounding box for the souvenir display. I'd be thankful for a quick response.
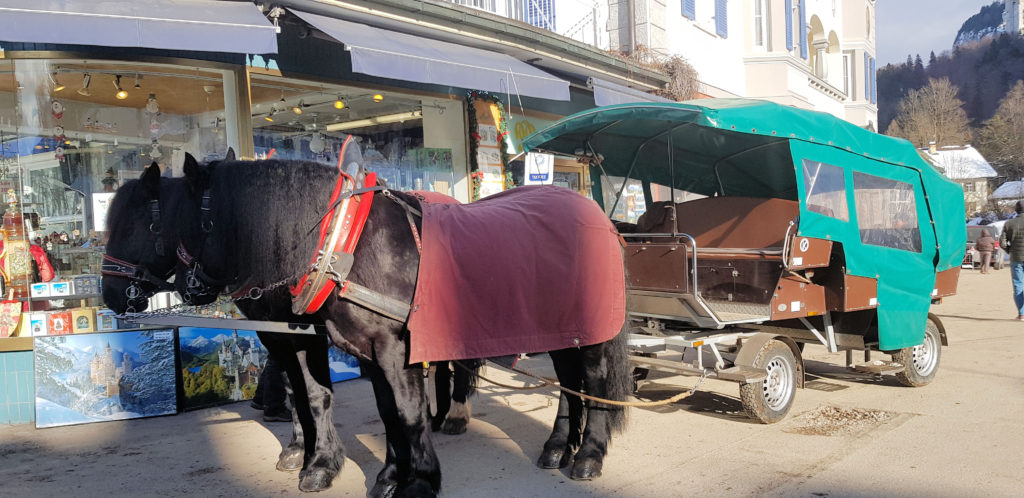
[49,281,71,297]
[34,329,178,428]
[0,300,21,338]
[46,310,72,335]
[71,308,95,333]
[95,309,117,331]
[29,312,47,336]
[178,328,269,410]
[30,282,49,298]
[72,275,101,295]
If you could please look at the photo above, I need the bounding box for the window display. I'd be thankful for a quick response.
[249,74,458,196]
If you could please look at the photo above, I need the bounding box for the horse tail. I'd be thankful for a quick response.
[604,321,632,434]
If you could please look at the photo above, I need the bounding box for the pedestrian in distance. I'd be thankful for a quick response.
[999,200,1024,320]
[251,356,292,422]
[975,228,997,274]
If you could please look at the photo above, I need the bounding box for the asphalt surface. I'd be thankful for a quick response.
[1,269,1021,497]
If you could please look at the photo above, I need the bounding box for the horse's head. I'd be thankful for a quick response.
[174,150,234,305]
[101,163,180,313]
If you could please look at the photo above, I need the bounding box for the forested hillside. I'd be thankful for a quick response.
[877,33,1024,133]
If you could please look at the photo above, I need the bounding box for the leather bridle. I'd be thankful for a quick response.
[101,198,175,309]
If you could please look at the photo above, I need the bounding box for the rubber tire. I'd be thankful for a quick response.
[892,315,941,387]
[739,339,797,424]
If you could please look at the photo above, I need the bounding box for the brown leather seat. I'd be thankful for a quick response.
[636,197,799,249]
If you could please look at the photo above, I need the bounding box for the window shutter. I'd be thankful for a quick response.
[682,0,695,20]
[785,0,793,51]
[716,0,728,37]
[864,54,871,102]
[870,57,877,103]
[799,0,807,59]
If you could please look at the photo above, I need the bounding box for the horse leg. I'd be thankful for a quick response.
[259,334,304,472]
[537,350,585,470]
[440,360,474,435]
[570,333,631,480]
[376,344,441,497]
[295,336,346,492]
[364,362,405,498]
[431,361,452,432]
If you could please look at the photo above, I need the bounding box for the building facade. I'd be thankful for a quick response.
[923,144,998,215]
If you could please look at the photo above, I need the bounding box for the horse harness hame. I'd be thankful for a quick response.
[100,198,175,308]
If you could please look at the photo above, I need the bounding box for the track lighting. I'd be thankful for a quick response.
[52,73,65,92]
[134,74,141,89]
[77,73,91,96]
[114,75,128,100]
[292,99,304,115]
[334,96,345,110]
[373,93,384,103]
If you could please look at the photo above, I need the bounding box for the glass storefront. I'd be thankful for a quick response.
[248,73,463,196]
[0,58,235,315]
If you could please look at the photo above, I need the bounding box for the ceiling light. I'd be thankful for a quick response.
[52,73,65,92]
[134,74,141,89]
[334,97,345,110]
[373,93,384,103]
[265,109,277,122]
[77,73,91,96]
[114,75,128,100]
[324,110,422,132]
[292,99,304,115]
[146,93,159,114]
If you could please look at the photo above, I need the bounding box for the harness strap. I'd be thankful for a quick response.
[101,254,175,291]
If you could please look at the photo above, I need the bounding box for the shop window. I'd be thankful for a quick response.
[0,58,234,316]
[249,74,458,197]
[852,171,921,252]
[600,175,646,224]
[802,159,848,221]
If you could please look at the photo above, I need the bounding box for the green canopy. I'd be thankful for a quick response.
[522,99,966,349]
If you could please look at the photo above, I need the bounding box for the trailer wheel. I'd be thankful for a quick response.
[739,340,797,424]
[892,315,942,387]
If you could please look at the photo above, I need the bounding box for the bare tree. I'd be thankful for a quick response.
[978,80,1024,180]
[884,77,971,147]
[620,45,700,101]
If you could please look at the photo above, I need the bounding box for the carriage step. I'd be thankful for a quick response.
[703,300,771,324]
[850,360,906,375]
[630,356,767,383]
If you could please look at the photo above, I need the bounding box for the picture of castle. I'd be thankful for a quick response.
[89,342,132,397]
[179,328,268,410]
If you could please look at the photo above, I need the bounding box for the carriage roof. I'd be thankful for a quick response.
[522,99,966,349]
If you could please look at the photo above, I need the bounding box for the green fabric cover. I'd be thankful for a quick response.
[522,99,966,349]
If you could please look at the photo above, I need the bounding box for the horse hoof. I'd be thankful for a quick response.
[277,448,304,472]
[298,468,334,492]
[570,457,603,481]
[441,417,468,435]
[369,480,397,498]
[536,449,565,469]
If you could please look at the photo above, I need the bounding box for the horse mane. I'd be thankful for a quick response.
[106,179,144,236]
[198,159,342,287]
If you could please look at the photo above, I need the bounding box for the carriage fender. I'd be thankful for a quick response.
[733,333,805,389]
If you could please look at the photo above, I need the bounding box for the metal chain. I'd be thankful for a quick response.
[121,273,302,321]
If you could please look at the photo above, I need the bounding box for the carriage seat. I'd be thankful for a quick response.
[634,197,799,256]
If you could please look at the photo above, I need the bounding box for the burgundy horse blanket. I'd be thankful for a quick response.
[407,185,626,364]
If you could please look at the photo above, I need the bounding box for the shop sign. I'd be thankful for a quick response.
[524,152,554,185]
[506,116,555,155]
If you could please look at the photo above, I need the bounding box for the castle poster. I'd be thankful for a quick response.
[178,328,269,410]
[34,329,178,428]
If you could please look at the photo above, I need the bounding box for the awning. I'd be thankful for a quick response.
[292,11,570,101]
[0,0,278,54]
[588,77,672,106]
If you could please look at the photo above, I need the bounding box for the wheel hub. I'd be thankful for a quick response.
[762,356,792,410]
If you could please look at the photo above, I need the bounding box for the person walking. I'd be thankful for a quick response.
[999,201,1024,320]
[975,229,997,274]
[251,356,292,422]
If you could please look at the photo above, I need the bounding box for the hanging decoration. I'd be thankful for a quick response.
[52,101,66,160]
[466,91,512,201]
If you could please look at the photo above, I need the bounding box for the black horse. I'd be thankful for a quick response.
[101,160,480,493]
[103,154,631,496]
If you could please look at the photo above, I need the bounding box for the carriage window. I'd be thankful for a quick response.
[600,175,646,224]
[650,182,705,203]
[852,172,921,252]
[802,160,848,221]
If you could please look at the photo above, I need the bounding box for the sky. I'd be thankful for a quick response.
[876,0,997,67]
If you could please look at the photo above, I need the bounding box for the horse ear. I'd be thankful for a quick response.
[224,147,236,161]
[183,153,201,195]
[140,162,161,199]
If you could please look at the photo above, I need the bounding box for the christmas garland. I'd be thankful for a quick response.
[466,91,514,200]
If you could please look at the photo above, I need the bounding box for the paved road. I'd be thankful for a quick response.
[1,270,1021,497]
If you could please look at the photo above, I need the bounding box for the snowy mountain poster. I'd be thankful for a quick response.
[34,329,178,428]
[327,338,361,383]
[178,328,269,410]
